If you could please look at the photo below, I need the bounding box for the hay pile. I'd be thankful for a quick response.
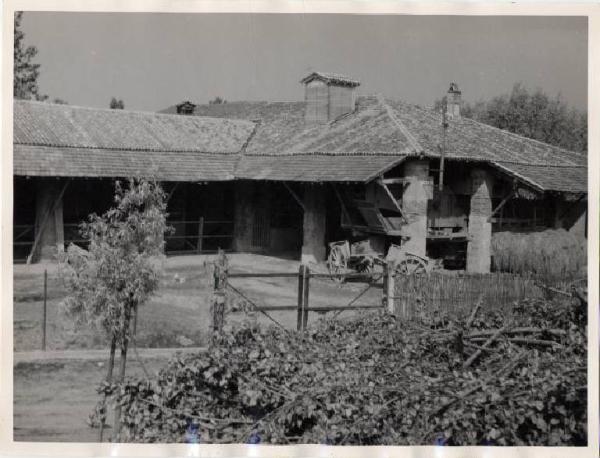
[491,229,586,284]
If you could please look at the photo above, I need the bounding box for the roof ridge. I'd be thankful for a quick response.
[14,99,255,125]
[376,94,423,154]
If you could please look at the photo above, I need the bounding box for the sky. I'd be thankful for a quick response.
[19,13,588,112]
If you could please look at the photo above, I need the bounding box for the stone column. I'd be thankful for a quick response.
[467,168,494,273]
[34,178,64,261]
[232,181,255,252]
[401,160,430,257]
[301,185,326,264]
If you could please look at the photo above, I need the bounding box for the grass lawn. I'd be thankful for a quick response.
[13,254,382,351]
[13,353,184,442]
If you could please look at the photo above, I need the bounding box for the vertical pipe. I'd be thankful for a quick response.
[302,266,310,330]
[42,269,47,351]
[296,264,304,331]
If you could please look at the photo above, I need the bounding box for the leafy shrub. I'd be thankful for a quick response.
[108,300,586,445]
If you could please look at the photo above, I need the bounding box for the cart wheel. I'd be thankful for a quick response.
[355,256,374,274]
[328,244,348,282]
[396,256,428,276]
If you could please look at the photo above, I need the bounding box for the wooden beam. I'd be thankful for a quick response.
[331,184,352,227]
[487,190,516,223]
[376,178,407,222]
[283,182,305,212]
[166,182,180,203]
[381,177,410,186]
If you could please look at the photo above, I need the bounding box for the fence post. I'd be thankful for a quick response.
[302,266,310,330]
[296,264,305,331]
[386,262,395,314]
[42,269,47,351]
[196,217,204,253]
[212,250,227,334]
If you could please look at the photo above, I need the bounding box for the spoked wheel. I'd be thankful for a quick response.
[395,255,428,276]
[328,244,349,283]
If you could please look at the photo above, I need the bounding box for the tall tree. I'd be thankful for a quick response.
[434,83,587,153]
[13,12,46,100]
[110,97,125,109]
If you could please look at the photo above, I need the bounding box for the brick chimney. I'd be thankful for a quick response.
[446,82,461,118]
[301,71,360,124]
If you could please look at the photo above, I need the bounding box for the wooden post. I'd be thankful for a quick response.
[382,263,389,310]
[386,262,395,314]
[42,269,47,351]
[296,264,305,331]
[302,266,310,330]
[196,217,204,253]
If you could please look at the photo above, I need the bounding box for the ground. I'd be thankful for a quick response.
[12,253,382,442]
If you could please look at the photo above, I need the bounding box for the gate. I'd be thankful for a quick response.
[212,261,387,331]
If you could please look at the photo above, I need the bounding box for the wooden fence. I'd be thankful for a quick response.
[392,272,542,320]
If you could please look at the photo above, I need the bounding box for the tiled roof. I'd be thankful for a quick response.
[14,100,254,153]
[13,100,254,180]
[491,162,587,194]
[184,95,587,191]
[13,144,237,181]
[235,154,407,182]
[300,71,361,87]
[14,95,587,192]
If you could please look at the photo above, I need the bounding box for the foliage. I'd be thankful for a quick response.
[110,97,125,109]
[491,229,586,285]
[209,96,226,105]
[52,98,68,105]
[110,297,586,445]
[435,83,587,152]
[14,12,47,101]
[59,178,170,344]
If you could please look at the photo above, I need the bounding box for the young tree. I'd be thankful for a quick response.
[60,178,170,441]
[14,12,47,101]
[110,97,125,109]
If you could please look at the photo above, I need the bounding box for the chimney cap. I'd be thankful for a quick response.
[448,82,461,94]
[300,71,360,87]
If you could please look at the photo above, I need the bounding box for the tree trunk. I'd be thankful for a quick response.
[99,335,117,442]
[112,304,133,442]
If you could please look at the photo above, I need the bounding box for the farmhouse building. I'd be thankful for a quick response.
[13,72,587,272]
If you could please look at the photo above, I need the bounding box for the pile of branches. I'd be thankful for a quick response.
[108,296,586,445]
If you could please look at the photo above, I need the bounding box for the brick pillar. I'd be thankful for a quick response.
[34,178,64,261]
[467,169,494,273]
[401,160,430,257]
[301,185,326,264]
[233,181,255,252]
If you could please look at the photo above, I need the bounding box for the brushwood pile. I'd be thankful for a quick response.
[104,295,586,445]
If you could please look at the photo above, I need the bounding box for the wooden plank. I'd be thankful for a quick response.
[228,272,299,278]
